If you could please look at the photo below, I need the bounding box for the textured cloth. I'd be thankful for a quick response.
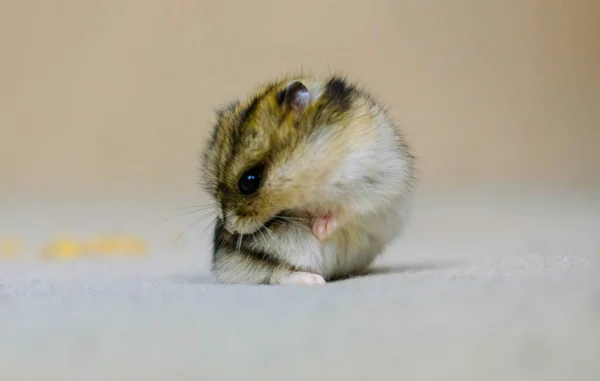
[1,190,599,381]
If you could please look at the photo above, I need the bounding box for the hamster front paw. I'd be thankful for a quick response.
[277,271,326,285]
[312,215,338,242]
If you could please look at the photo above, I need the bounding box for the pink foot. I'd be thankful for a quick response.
[278,272,326,285]
[312,215,338,242]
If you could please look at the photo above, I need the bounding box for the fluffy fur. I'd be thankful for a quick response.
[200,73,415,285]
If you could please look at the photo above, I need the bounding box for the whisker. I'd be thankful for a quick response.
[217,230,231,254]
[202,215,217,236]
[174,204,217,211]
[263,225,275,240]
[176,212,217,241]
[258,229,267,247]
[276,217,310,232]
[162,208,216,222]
[276,215,307,223]
[236,234,243,251]
[270,218,300,231]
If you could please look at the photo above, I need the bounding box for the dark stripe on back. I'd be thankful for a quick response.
[208,101,238,154]
[238,95,262,126]
[275,88,286,106]
[228,83,278,157]
[311,76,357,127]
[237,82,279,125]
[323,76,355,112]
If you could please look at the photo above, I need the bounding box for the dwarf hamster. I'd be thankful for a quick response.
[200,74,415,285]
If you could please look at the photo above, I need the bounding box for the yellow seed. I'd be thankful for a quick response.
[40,237,84,260]
[0,238,22,258]
[38,234,150,260]
[119,237,148,256]
[84,235,148,257]
[86,236,121,255]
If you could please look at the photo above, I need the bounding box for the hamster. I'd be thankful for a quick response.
[200,74,415,285]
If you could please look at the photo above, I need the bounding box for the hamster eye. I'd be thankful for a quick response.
[238,165,264,195]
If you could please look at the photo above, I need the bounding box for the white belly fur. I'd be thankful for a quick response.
[265,195,409,279]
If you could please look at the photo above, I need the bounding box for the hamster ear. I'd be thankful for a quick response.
[281,81,310,112]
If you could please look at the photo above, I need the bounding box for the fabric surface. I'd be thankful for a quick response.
[1,190,599,381]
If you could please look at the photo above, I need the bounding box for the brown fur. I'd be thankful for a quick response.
[201,73,415,284]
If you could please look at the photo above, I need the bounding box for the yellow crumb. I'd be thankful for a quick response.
[0,238,22,258]
[118,236,148,256]
[40,237,84,260]
[87,235,148,256]
[37,234,149,260]
[85,236,121,255]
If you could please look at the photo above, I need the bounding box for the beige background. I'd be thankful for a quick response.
[1,0,599,200]
[0,6,599,379]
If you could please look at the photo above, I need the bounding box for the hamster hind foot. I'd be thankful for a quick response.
[276,271,326,285]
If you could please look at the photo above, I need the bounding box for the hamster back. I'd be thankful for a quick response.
[201,74,415,285]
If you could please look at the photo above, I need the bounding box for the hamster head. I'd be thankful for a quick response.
[202,76,376,235]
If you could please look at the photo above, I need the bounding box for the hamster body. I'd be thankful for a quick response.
[201,74,415,285]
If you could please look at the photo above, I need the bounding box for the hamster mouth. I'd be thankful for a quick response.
[263,213,292,229]
[263,216,278,229]
[262,210,311,230]
[242,207,336,236]
[228,213,294,236]
[246,208,338,240]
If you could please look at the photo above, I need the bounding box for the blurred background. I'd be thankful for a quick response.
[1,0,598,265]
